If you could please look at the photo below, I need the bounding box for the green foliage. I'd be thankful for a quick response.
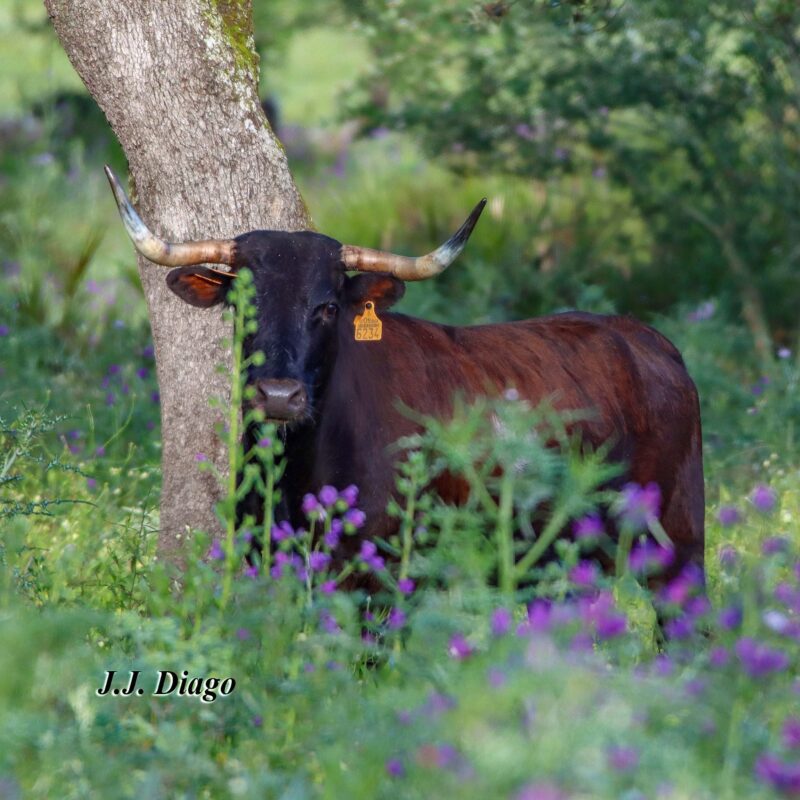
[340,0,800,360]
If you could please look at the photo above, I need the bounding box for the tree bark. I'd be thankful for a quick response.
[44,0,310,563]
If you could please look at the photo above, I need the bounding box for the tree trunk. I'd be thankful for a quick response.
[44,0,310,564]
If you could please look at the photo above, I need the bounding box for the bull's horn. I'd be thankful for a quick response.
[104,165,236,267]
[340,198,486,281]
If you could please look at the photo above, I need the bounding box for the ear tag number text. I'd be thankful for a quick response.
[354,301,382,342]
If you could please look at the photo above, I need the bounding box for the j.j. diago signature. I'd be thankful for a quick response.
[96,670,235,704]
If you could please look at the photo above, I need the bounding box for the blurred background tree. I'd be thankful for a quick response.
[339,0,800,366]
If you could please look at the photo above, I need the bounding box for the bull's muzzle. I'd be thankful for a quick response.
[255,379,308,420]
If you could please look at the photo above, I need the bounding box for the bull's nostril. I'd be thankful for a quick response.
[255,379,307,419]
[287,386,307,413]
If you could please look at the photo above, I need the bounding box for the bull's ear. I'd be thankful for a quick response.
[166,267,235,308]
[344,273,405,311]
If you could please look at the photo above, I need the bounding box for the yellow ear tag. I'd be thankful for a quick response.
[354,301,382,342]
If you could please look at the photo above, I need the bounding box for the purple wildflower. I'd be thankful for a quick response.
[270,521,294,542]
[491,607,513,637]
[573,513,604,542]
[360,540,377,560]
[309,551,331,572]
[684,595,711,618]
[427,692,457,715]
[783,718,800,749]
[136,367,148,379]
[252,714,263,728]
[717,506,741,526]
[776,583,800,613]
[763,610,794,636]
[660,565,704,606]
[257,437,271,448]
[151,391,160,404]
[0,325,9,337]
[654,655,673,677]
[629,539,674,574]
[570,631,594,653]
[607,745,639,772]
[751,484,777,513]
[778,347,792,359]
[718,606,743,630]
[95,445,106,457]
[236,627,250,640]
[195,453,207,463]
[244,565,259,579]
[763,536,789,556]
[684,678,706,698]
[207,540,224,560]
[385,758,405,778]
[387,607,406,629]
[319,610,340,634]
[755,753,800,795]
[488,668,507,688]
[344,508,366,529]
[398,577,415,595]
[359,540,384,571]
[687,300,716,322]
[581,591,627,639]
[319,485,338,507]
[618,482,661,530]
[105,392,116,406]
[515,782,568,800]
[735,637,790,678]
[448,634,473,660]
[709,647,729,668]
[302,493,322,518]
[514,123,536,141]
[271,551,295,580]
[142,344,154,358]
[339,484,359,508]
[320,580,337,595]
[108,364,121,375]
[323,525,341,550]
[569,560,599,587]
[86,477,97,490]
[665,616,694,640]
[525,600,553,635]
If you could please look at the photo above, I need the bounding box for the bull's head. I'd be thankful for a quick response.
[105,166,484,423]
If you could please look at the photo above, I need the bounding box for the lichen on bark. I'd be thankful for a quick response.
[205,0,260,86]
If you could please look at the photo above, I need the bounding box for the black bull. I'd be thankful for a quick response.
[105,167,705,578]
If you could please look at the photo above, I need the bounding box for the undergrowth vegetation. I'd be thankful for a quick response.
[2,2,800,798]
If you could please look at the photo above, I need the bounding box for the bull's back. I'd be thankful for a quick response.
[379,311,704,570]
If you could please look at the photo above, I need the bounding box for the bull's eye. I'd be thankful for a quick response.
[321,302,339,322]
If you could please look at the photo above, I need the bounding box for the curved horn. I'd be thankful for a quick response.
[340,198,487,281]
[104,165,236,267]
